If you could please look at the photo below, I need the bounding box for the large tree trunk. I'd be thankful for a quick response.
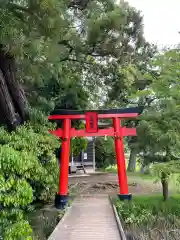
[127,147,137,172]
[161,171,169,201]
[0,48,28,130]
[0,69,20,130]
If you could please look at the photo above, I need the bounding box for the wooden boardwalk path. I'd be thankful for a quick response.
[49,195,121,240]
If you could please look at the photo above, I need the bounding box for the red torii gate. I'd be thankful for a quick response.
[48,107,141,209]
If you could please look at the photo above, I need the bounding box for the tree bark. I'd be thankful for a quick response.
[161,171,168,201]
[127,147,137,172]
[0,69,21,130]
[140,160,151,174]
[0,48,28,130]
[140,162,145,173]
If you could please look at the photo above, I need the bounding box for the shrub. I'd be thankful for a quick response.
[71,137,88,156]
[0,123,59,202]
[0,108,88,239]
[95,137,116,168]
[114,195,180,239]
[115,197,155,225]
[0,110,59,239]
[115,195,180,225]
[0,145,34,239]
[105,164,117,173]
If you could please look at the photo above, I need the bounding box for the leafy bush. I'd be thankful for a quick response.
[95,137,116,168]
[114,195,180,239]
[105,164,117,173]
[71,137,88,156]
[0,109,60,239]
[0,144,34,239]
[115,195,180,222]
[0,123,59,201]
[115,197,155,225]
[0,108,89,239]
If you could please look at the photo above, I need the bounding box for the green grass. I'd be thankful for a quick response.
[104,164,180,193]
[115,195,180,217]
[114,195,180,239]
[104,164,117,173]
[27,199,73,240]
[27,207,60,240]
[104,164,157,182]
[104,162,145,174]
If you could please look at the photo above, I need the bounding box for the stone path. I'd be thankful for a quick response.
[49,195,121,240]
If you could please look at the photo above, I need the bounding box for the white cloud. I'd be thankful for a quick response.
[126,0,180,46]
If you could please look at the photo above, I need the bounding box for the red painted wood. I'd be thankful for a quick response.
[49,129,63,137]
[113,118,129,195]
[85,112,98,133]
[71,128,114,137]
[122,127,136,136]
[49,127,136,138]
[58,119,71,196]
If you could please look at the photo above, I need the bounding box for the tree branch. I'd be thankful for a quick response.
[7,3,31,14]
[68,0,91,10]
[59,57,77,62]
[58,40,74,53]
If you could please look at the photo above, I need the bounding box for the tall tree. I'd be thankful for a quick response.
[105,27,157,171]
[0,0,155,130]
[137,48,180,200]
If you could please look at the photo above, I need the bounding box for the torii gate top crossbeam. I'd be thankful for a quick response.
[48,107,142,138]
[48,107,142,120]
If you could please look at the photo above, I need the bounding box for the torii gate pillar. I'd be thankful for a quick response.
[54,119,71,207]
[113,117,130,199]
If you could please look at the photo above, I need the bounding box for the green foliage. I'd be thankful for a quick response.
[0,124,59,201]
[0,0,163,238]
[115,195,180,226]
[151,161,180,179]
[71,137,88,156]
[3,221,32,240]
[54,81,89,111]
[0,107,88,239]
[105,160,141,173]
[95,137,115,168]
[105,164,117,173]
[0,144,34,239]
[137,50,180,159]
[114,195,180,239]
[28,206,60,240]
[0,0,154,112]
[0,110,59,239]
[132,50,180,200]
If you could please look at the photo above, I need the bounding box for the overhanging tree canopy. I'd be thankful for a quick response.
[0,0,154,130]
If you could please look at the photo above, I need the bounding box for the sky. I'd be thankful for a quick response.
[126,0,180,48]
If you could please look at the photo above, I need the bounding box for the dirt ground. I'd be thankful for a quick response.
[68,172,162,196]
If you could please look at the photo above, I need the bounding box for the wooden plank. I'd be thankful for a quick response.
[48,196,121,240]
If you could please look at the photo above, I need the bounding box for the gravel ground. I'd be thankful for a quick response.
[68,172,162,196]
